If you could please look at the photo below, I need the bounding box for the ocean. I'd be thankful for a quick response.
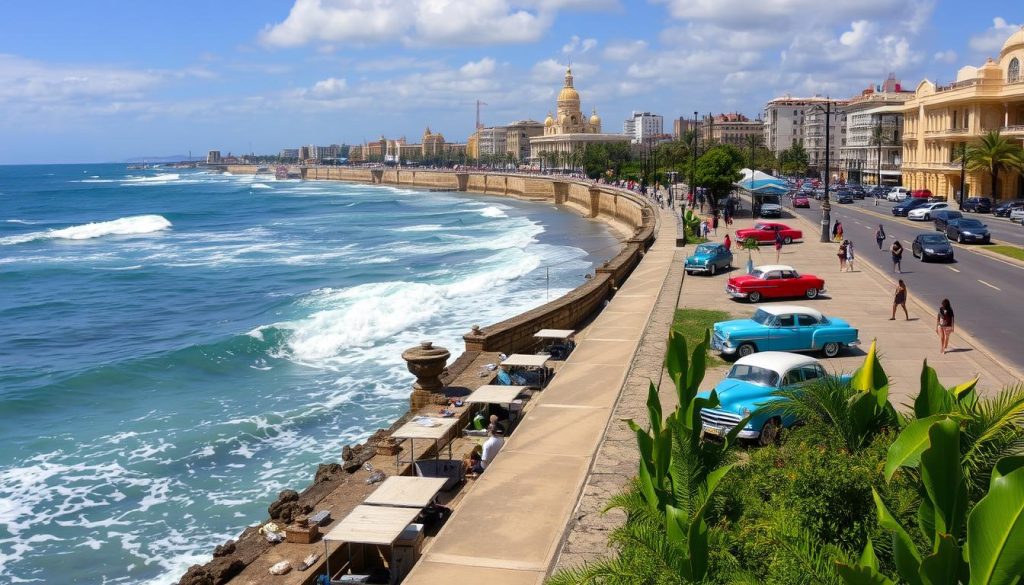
[0,164,618,584]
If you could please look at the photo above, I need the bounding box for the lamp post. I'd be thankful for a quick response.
[876,115,884,188]
[690,111,698,203]
[811,101,833,242]
[958,142,967,209]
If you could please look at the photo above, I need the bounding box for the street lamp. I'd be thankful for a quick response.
[958,142,968,209]
[690,110,698,203]
[810,100,833,242]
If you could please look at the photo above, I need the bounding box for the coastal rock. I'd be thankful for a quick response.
[179,565,214,585]
[267,490,300,520]
[212,540,236,558]
[315,462,344,483]
[341,445,353,461]
[178,557,242,585]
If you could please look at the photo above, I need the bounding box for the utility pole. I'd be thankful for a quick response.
[820,100,832,243]
[476,100,488,130]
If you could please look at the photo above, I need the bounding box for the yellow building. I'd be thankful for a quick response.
[529,67,630,164]
[902,28,1024,200]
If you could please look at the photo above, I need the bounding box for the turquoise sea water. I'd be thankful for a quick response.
[0,165,617,583]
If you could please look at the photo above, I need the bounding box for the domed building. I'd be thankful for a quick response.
[901,26,1024,201]
[529,67,629,167]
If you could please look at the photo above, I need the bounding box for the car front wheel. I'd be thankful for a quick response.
[757,418,781,447]
[822,342,840,358]
[805,288,818,299]
[783,236,793,244]
[748,291,762,303]
[710,264,717,276]
[737,343,757,357]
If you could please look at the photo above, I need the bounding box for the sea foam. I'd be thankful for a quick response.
[0,215,172,245]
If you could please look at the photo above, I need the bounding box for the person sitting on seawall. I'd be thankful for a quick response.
[471,425,505,475]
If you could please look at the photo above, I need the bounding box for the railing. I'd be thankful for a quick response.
[935,78,981,93]
[1001,125,1024,134]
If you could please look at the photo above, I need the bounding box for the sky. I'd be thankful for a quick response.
[0,1,1020,164]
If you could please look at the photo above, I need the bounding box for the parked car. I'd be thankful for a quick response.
[868,185,888,198]
[758,195,783,218]
[892,198,930,216]
[1011,208,1024,223]
[836,193,854,204]
[698,352,834,445]
[911,233,955,262]
[792,195,810,208]
[992,199,1024,217]
[910,189,934,199]
[725,265,827,303]
[684,242,733,276]
[944,217,991,243]
[887,187,910,201]
[932,209,963,231]
[848,185,866,199]
[711,305,859,358]
[907,202,949,221]
[961,197,992,213]
[735,222,803,245]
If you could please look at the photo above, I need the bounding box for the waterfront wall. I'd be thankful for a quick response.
[226,165,658,356]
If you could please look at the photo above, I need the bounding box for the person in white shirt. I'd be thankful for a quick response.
[472,425,505,474]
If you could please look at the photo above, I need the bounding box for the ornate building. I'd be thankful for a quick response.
[901,28,1024,200]
[529,67,629,164]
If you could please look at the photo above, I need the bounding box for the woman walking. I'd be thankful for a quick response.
[775,230,784,262]
[836,240,848,271]
[875,225,886,250]
[890,279,909,320]
[723,233,732,252]
[890,240,903,273]
[832,221,844,242]
[845,240,856,271]
[937,299,955,354]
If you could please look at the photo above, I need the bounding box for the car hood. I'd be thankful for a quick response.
[711,379,776,414]
[920,241,952,251]
[686,252,713,262]
[714,319,760,335]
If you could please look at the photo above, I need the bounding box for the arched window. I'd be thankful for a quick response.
[1010,58,1020,83]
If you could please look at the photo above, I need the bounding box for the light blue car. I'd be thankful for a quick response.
[684,242,733,276]
[712,305,859,358]
[699,352,835,445]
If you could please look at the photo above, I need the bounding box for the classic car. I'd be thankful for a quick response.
[684,242,734,276]
[711,305,859,358]
[944,217,991,243]
[698,352,833,445]
[907,201,948,221]
[735,222,803,245]
[757,195,783,218]
[725,264,826,303]
[911,233,955,262]
[792,195,810,208]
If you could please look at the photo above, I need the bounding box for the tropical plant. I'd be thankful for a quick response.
[966,130,1024,198]
[692,145,744,211]
[682,209,703,243]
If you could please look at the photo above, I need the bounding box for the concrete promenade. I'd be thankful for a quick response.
[681,206,1019,402]
[404,206,681,585]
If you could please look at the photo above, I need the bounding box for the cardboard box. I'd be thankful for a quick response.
[285,523,320,544]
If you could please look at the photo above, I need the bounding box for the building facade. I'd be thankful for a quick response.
[701,113,763,147]
[901,28,1024,200]
[839,76,912,185]
[505,120,544,162]
[623,111,664,144]
[476,126,509,159]
[206,150,221,164]
[763,97,846,164]
[673,117,699,140]
[280,148,299,161]
[529,67,630,163]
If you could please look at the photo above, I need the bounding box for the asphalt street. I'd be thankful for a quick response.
[784,198,1024,374]
[865,198,1024,247]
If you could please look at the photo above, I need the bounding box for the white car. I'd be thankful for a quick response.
[908,202,949,221]
[1010,208,1024,223]
[887,187,910,201]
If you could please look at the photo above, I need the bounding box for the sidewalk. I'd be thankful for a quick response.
[680,207,1019,403]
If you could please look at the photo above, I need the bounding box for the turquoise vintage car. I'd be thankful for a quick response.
[684,242,733,276]
[698,352,836,445]
[712,305,859,358]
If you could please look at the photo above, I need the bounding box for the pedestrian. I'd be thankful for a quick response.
[890,240,904,273]
[845,240,855,272]
[775,230,784,262]
[875,225,886,250]
[723,233,732,252]
[890,279,909,320]
[700,219,709,239]
[936,298,955,354]
[832,221,844,242]
[837,240,848,271]
[712,212,719,235]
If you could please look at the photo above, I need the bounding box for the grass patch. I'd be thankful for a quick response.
[987,245,1024,262]
[672,308,732,367]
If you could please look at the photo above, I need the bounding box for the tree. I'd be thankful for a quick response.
[779,143,810,176]
[966,130,1024,198]
[693,144,744,209]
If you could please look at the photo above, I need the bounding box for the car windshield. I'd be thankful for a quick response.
[958,219,983,228]
[920,235,947,244]
[727,364,780,387]
[695,244,718,254]
[753,223,768,230]
[761,196,780,205]
[751,308,774,325]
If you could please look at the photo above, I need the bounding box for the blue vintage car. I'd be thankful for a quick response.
[712,305,859,358]
[699,352,836,445]
[684,242,733,276]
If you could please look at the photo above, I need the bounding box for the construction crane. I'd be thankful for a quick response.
[476,99,488,129]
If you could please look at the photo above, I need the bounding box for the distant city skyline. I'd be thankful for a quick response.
[0,1,1019,164]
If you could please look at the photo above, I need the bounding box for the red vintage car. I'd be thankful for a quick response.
[725,265,827,303]
[735,222,803,245]
[792,195,810,208]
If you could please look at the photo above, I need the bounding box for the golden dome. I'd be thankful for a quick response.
[557,66,580,103]
[589,108,601,126]
[1001,26,1024,55]
[544,112,554,127]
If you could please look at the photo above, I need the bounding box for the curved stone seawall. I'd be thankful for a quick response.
[229,165,658,359]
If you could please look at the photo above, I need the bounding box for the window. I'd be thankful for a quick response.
[799,365,824,381]
[783,369,803,386]
[1010,58,1020,83]
[776,315,795,327]
[797,314,819,326]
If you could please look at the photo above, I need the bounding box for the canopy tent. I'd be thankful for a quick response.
[736,169,789,195]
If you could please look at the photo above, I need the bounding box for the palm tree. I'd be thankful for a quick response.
[966,130,1024,198]
[868,120,898,186]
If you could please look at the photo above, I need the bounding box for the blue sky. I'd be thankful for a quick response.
[0,1,1019,164]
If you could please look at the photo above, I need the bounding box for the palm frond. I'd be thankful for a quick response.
[768,523,850,585]
[957,383,1024,495]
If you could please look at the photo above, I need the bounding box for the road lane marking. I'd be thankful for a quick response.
[978,279,1001,291]
[865,226,872,230]
[947,266,960,273]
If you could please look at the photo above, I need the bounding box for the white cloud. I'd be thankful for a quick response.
[310,77,347,97]
[562,35,598,54]
[968,17,1022,54]
[840,20,874,47]
[261,0,569,47]
[933,50,958,64]
[602,40,647,61]
[460,57,496,77]
[656,0,918,25]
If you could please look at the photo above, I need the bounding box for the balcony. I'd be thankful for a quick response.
[1002,125,1024,136]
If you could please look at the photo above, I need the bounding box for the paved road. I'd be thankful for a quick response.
[783,198,1024,374]
[861,197,1024,247]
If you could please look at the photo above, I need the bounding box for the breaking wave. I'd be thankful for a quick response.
[1,215,172,245]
